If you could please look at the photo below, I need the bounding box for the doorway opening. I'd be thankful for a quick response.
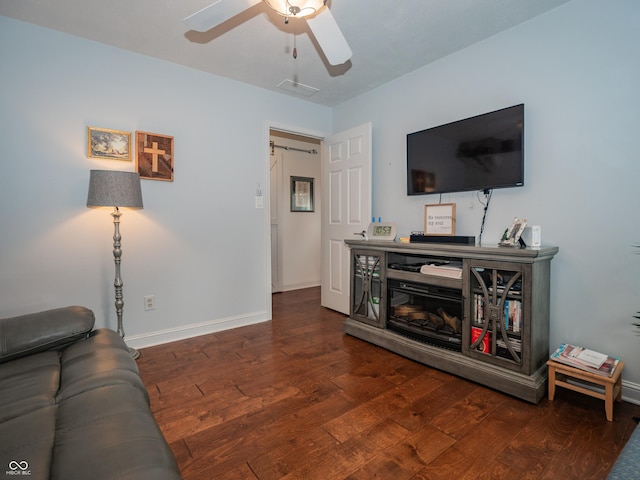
[269,129,322,294]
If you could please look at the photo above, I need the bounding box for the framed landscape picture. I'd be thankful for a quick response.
[87,126,131,161]
[135,131,174,182]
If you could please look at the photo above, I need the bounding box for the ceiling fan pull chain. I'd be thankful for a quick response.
[293,21,298,59]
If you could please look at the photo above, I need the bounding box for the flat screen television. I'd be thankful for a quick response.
[407,104,524,195]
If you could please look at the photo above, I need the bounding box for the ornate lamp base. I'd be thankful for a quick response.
[111,207,140,361]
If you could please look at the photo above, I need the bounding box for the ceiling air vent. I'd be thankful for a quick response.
[276,79,319,97]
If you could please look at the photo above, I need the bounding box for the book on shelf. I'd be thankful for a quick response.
[497,336,521,352]
[503,299,522,333]
[550,343,619,377]
[356,255,380,276]
[472,295,522,333]
[471,326,490,354]
[419,262,462,279]
[487,286,522,297]
[474,294,485,323]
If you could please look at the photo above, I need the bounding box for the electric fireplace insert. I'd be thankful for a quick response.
[387,278,463,351]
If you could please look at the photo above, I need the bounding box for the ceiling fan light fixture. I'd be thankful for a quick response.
[263,0,327,18]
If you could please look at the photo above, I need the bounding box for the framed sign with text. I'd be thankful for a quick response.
[424,203,456,235]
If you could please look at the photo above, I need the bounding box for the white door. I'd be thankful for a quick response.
[270,154,281,293]
[321,123,372,314]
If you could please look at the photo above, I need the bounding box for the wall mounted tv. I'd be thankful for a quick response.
[407,104,524,196]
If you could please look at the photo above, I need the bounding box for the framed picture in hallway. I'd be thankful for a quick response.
[290,176,314,212]
[135,131,174,182]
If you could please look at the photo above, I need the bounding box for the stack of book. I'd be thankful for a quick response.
[550,343,619,377]
[419,262,463,279]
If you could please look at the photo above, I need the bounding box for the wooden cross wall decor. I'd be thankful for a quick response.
[135,131,174,181]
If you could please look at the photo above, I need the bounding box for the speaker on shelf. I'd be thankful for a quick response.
[410,234,476,245]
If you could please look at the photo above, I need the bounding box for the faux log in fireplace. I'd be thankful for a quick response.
[387,279,462,351]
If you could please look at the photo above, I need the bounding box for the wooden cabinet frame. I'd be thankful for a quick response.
[345,240,558,403]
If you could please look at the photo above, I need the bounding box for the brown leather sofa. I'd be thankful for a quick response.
[0,306,182,480]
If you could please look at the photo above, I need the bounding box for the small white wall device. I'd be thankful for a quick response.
[523,225,542,247]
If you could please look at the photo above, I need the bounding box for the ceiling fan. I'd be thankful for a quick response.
[183,0,352,66]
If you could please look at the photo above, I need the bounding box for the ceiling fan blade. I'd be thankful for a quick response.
[183,0,261,32]
[306,8,352,66]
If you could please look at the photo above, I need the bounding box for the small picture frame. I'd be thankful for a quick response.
[290,176,314,212]
[136,131,174,182]
[499,217,528,247]
[87,126,131,161]
[424,203,456,235]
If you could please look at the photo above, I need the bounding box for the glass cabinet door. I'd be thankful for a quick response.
[351,251,385,327]
[467,262,525,370]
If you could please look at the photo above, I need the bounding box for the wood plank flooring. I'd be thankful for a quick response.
[137,287,640,480]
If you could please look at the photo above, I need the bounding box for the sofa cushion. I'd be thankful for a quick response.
[0,405,57,480]
[0,351,60,423]
[0,306,94,363]
[53,383,182,480]
[57,329,149,402]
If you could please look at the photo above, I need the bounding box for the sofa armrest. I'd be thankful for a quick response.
[0,306,95,363]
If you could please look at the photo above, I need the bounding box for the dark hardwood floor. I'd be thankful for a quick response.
[137,287,639,480]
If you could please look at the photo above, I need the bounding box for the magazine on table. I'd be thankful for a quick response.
[550,343,619,377]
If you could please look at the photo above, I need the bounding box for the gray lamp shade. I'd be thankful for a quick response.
[87,170,143,208]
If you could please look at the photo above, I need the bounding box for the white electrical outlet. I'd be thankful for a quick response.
[144,294,155,311]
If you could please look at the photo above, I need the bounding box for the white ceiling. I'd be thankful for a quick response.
[0,0,571,107]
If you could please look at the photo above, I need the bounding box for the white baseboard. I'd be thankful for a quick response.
[123,310,270,350]
[566,378,640,406]
[623,380,640,405]
[278,281,321,292]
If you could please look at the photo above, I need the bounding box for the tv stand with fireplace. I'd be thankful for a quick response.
[345,240,558,403]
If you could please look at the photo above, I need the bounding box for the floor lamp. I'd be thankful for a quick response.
[87,170,144,359]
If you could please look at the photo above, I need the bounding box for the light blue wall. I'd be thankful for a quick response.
[333,0,640,399]
[0,16,331,344]
[2,0,640,401]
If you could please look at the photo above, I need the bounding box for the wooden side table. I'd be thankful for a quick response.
[546,359,624,421]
